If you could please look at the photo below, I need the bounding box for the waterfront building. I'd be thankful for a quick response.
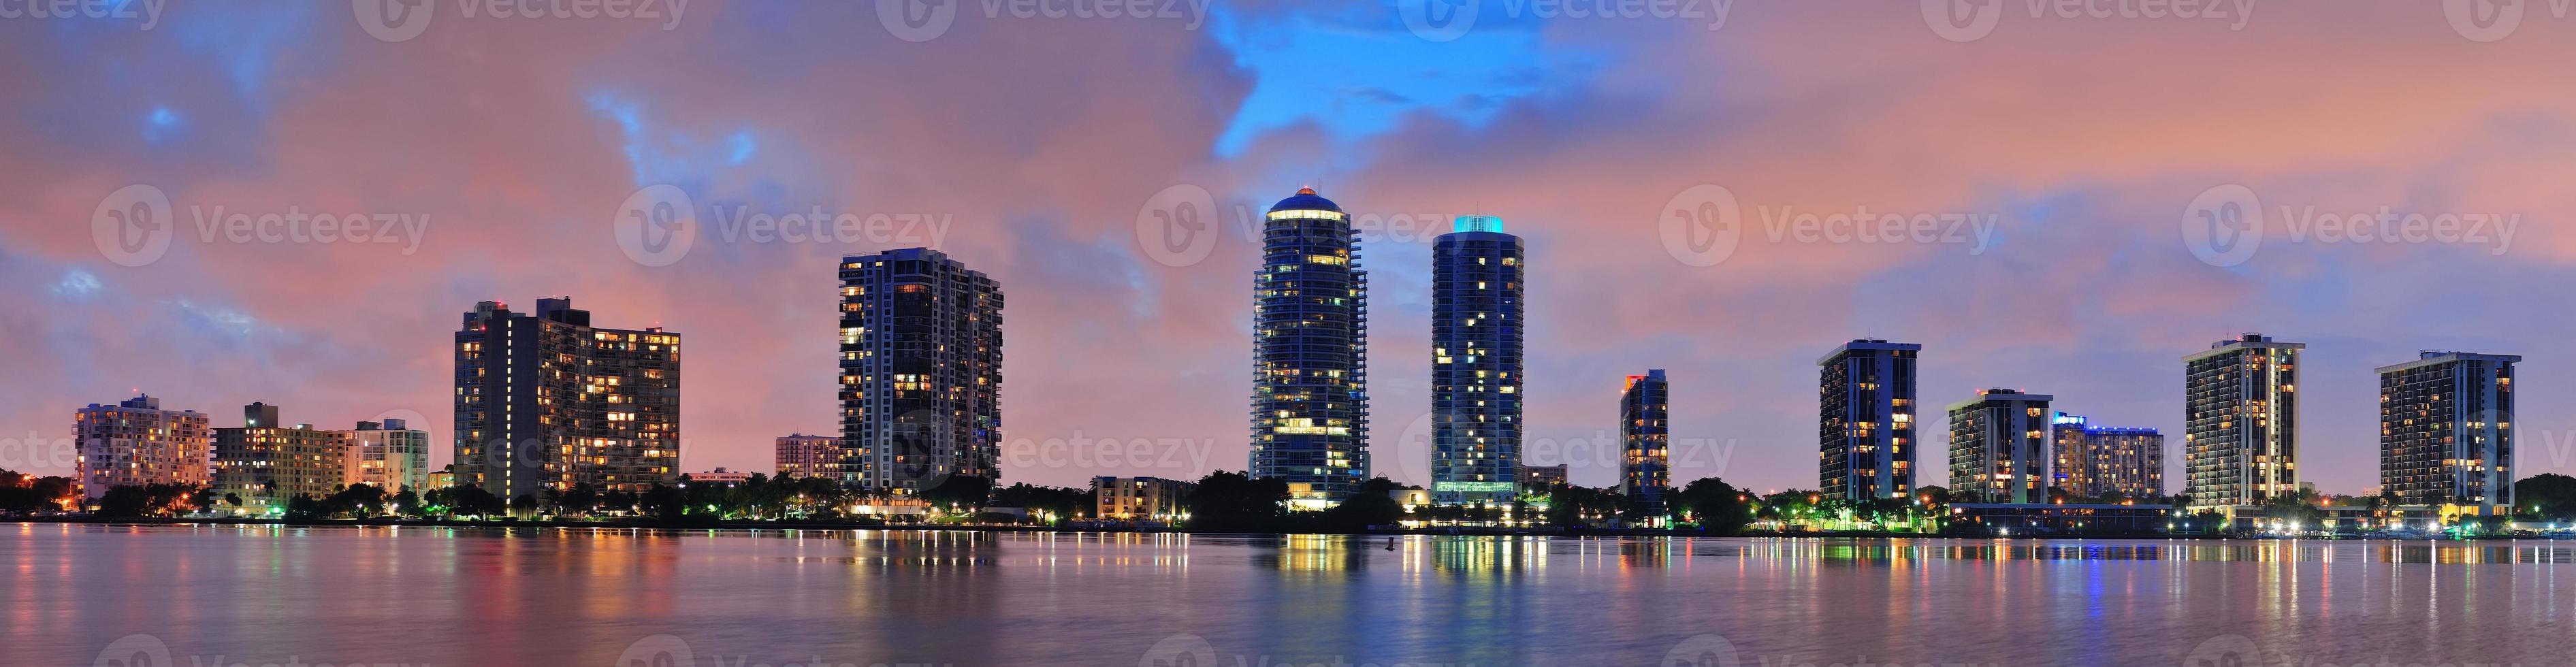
[841,248,1004,498]
[72,394,210,498]
[1819,340,1921,501]
[1250,187,1370,509]
[2049,413,2165,499]
[774,433,843,481]
[340,419,431,492]
[1945,389,2054,504]
[1430,214,1524,506]
[1516,463,1568,493]
[454,297,681,501]
[212,402,350,513]
[2378,351,2519,514]
[2182,334,2302,507]
[1093,476,1195,521]
[1621,370,1671,513]
[687,468,754,485]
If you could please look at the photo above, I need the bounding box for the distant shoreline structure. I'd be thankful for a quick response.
[8,517,2556,541]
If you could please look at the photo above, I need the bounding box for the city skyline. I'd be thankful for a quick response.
[11,4,2576,498]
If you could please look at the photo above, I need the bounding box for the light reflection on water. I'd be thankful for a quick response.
[3,523,2567,666]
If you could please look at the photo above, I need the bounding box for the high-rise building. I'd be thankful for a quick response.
[1945,389,2053,504]
[1430,214,1523,506]
[1250,187,1370,509]
[2050,413,2164,500]
[1621,370,1670,513]
[2378,351,2519,514]
[1819,340,1920,502]
[774,433,842,480]
[454,298,681,502]
[213,402,350,514]
[340,419,430,493]
[2182,334,2302,508]
[73,394,211,498]
[839,248,1003,497]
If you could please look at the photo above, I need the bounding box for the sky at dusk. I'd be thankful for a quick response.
[7,1,2576,495]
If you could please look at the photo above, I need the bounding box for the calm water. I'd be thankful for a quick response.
[7,525,2573,667]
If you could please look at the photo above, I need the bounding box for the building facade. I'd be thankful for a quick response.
[2049,413,2165,500]
[1250,187,1370,509]
[1819,340,1920,502]
[454,298,682,501]
[341,419,431,492]
[2378,351,2519,513]
[1093,476,1195,522]
[1517,463,1568,493]
[1621,370,1671,513]
[213,402,350,514]
[2182,334,2302,508]
[74,395,211,498]
[774,433,842,480]
[1946,389,2054,504]
[1430,214,1524,506]
[839,248,1003,497]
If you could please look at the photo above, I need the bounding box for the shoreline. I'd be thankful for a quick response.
[7,517,2556,540]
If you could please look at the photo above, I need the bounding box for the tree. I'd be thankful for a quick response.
[1182,471,1287,531]
[918,476,995,512]
[1546,485,1625,527]
[97,484,197,518]
[2515,474,2576,521]
[990,483,1092,523]
[327,484,389,518]
[1669,477,1754,535]
[1317,477,1404,531]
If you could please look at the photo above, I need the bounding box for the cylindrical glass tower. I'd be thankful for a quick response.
[1251,187,1370,508]
[1432,215,1523,506]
